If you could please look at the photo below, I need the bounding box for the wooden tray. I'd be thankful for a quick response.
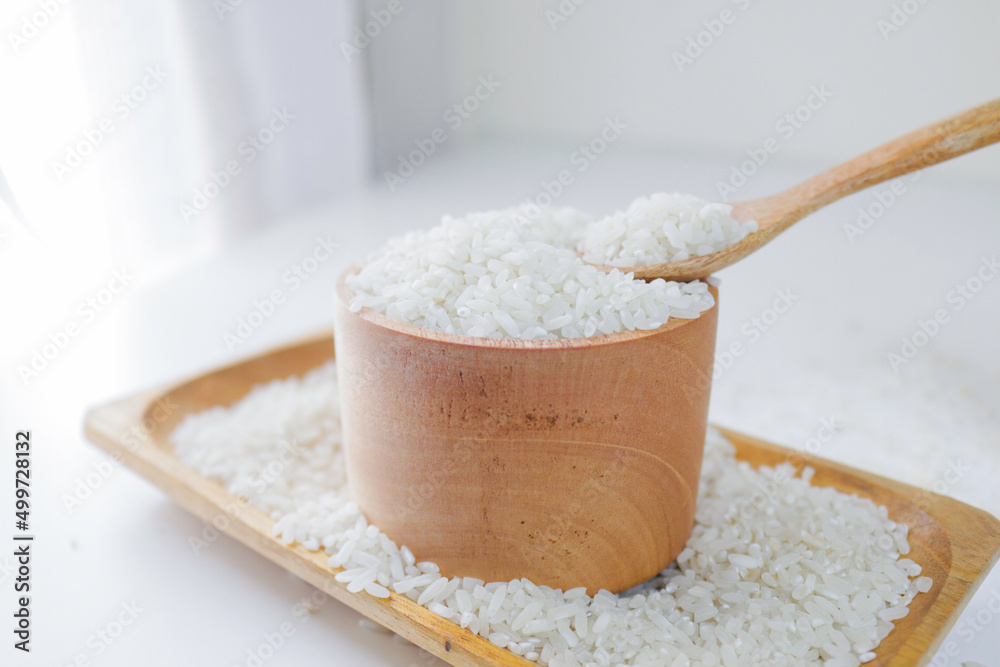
[84,332,1000,667]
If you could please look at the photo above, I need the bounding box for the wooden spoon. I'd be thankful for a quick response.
[607,97,1000,282]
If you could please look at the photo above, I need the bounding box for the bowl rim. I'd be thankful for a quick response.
[335,265,719,350]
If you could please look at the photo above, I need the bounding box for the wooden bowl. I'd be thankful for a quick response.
[333,269,719,594]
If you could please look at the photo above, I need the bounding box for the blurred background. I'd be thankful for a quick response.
[1,2,998,665]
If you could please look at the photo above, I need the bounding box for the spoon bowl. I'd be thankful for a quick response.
[604,96,1000,282]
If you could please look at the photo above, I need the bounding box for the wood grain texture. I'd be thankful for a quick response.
[334,272,719,594]
[623,96,1000,282]
[84,333,1000,667]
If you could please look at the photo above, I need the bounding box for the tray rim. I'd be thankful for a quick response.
[83,332,1000,667]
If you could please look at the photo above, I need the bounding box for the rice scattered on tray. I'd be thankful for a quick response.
[171,362,931,667]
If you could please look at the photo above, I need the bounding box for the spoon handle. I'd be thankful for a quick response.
[757,96,1000,228]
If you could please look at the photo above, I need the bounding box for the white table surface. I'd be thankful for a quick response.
[1,142,997,666]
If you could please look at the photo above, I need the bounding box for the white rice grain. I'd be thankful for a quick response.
[170,362,932,666]
[346,206,715,340]
[579,193,758,268]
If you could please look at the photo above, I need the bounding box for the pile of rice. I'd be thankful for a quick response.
[579,193,758,268]
[171,363,932,667]
[346,206,715,340]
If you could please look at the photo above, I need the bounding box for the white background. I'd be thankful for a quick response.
[0,1,998,666]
